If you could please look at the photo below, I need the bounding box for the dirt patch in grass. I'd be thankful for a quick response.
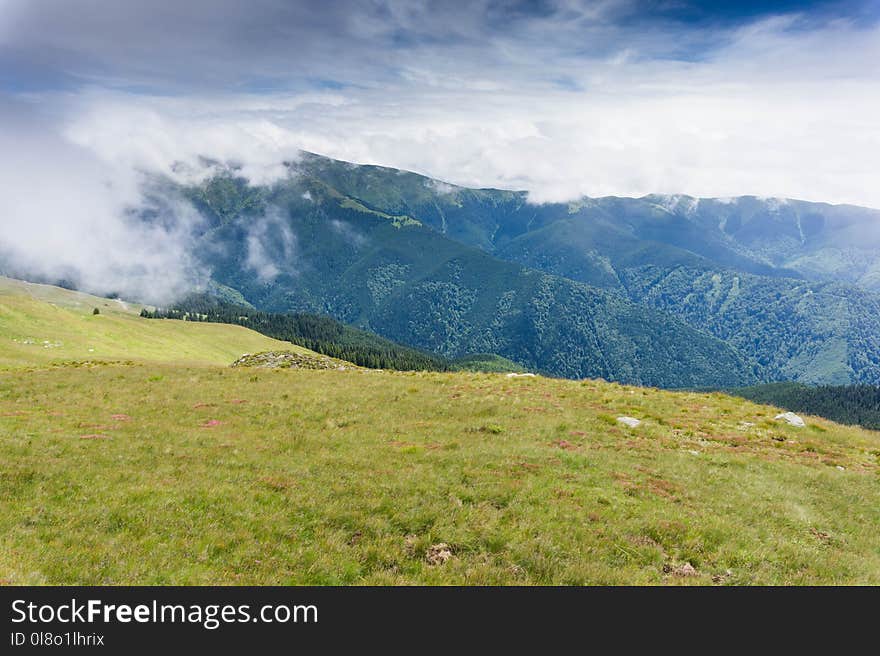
[259,476,295,491]
[77,422,115,430]
[644,477,681,501]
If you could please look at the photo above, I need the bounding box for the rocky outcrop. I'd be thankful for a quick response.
[231,351,355,370]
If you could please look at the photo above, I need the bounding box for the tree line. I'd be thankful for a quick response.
[733,382,880,431]
[141,295,450,371]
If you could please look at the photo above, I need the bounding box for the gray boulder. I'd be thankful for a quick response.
[775,411,805,427]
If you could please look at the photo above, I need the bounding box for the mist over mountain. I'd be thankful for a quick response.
[4,143,879,387]
[31,150,857,388]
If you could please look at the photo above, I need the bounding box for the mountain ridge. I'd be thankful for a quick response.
[181,165,757,388]
[269,152,880,385]
[8,150,880,387]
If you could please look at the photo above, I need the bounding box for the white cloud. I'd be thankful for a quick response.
[59,90,323,186]
[244,209,297,283]
[1,3,880,305]
[26,14,877,209]
[0,99,207,303]
[329,219,368,248]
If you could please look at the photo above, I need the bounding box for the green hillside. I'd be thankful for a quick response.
[2,363,879,585]
[160,154,880,387]
[181,168,756,388]
[142,295,451,372]
[1,279,879,585]
[14,155,875,387]
[264,154,880,386]
[620,267,880,385]
[290,156,880,291]
[0,276,300,368]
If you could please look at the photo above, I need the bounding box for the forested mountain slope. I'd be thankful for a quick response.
[182,175,754,387]
[239,153,879,385]
[48,150,880,387]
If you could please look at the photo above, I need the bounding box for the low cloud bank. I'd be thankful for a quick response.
[1,5,879,302]
[0,99,211,303]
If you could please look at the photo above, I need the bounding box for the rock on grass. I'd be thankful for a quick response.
[426,543,453,566]
[775,412,805,427]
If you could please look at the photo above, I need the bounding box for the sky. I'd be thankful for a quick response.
[1,0,879,299]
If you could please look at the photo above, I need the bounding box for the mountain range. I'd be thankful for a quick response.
[17,151,880,388]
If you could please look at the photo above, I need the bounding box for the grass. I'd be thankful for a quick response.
[1,278,879,584]
[1,364,879,585]
[0,276,299,368]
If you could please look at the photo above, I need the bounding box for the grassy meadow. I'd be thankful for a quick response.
[1,278,880,584]
[0,276,297,368]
